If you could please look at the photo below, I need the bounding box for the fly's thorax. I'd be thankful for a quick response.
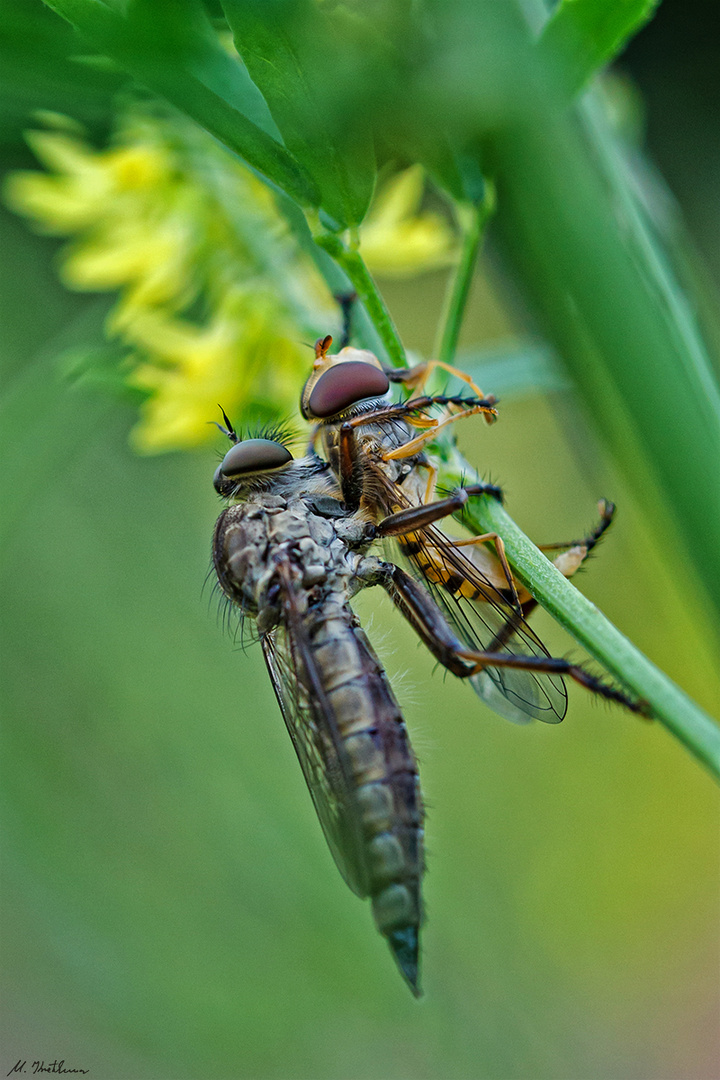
[212,492,370,627]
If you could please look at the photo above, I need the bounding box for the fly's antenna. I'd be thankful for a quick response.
[212,405,239,444]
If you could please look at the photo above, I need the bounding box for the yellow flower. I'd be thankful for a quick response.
[359,165,458,277]
[4,111,332,453]
[4,131,170,233]
[125,294,307,453]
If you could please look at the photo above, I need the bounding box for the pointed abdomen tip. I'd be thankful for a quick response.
[388,927,422,998]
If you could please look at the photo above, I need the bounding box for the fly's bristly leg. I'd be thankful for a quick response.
[383,359,493,412]
[373,482,505,539]
[538,499,616,553]
[455,650,652,717]
[362,559,649,720]
[337,421,367,510]
[525,499,618,613]
[341,394,498,439]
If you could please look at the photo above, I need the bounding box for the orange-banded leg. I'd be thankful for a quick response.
[447,500,616,615]
[444,533,519,608]
[380,396,498,460]
[385,360,496,427]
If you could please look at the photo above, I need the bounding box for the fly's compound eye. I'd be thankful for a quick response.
[219,438,293,477]
[305,361,390,419]
[214,438,293,493]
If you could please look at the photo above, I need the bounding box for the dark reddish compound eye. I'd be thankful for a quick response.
[307,361,390,419]
[219,439,293,477]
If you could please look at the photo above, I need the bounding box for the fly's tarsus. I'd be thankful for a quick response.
[539,498,616,553]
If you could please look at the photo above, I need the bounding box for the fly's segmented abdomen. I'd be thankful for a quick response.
[306,607,424,947]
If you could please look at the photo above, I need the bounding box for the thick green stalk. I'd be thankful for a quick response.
[434,187,495,366]
[312,229,407,367]
[441,455,720,782]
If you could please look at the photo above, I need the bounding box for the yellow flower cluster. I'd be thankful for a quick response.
[360,165,458,277]
[5,110,457,452]
[4,112,330,452]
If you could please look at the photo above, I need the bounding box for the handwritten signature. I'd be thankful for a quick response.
[6,1062,89,1076]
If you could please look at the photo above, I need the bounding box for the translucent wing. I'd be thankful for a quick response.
[373,469,568,723]
[419,524,567,722]
[261,578,371,897]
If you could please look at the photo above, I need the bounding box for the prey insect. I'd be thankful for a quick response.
[301,335,639,723]
[211,418,643,995]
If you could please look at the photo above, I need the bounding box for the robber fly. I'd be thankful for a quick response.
[301,335,633,723]
[211,419,643,996]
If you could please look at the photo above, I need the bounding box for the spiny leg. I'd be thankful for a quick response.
[380,398,498,460]
[538,499,616,554]
[364,560,648,718]
[531,499,617,602]
[340,394,497,441]
[385,358,490,405]
[455,649,650,716]
[373,482,505,541]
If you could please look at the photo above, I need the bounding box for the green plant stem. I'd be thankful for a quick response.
[435,188,495,365]
[312,229,406,367]
[442,453,720,782]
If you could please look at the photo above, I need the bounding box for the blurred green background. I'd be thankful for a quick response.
[2,2,719,1078]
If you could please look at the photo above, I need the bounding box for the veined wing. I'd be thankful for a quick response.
[416,521,568,722]
[372,467,568,723]
[261,567,372,897]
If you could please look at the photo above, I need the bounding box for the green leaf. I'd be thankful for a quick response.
[0,3,121,143]
[125,0,282,140]
[540,0,660,95]
[221,0,376,228]
[42,0,320,207]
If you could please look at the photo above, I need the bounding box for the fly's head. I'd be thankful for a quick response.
[301,334,390,424]
[213,409,338,503]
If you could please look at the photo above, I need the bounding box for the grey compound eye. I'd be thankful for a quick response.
[306,361,389,419]
[219,438,293,477]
